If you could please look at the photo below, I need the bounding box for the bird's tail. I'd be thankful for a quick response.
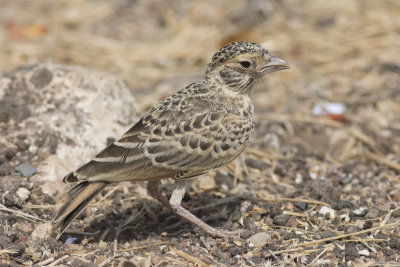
[52,181,109,239]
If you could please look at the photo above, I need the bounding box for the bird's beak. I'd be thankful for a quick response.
[258,56,290,75]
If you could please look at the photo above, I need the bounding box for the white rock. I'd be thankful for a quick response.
[31,222,53,241]
[28,145,38,154]
[0,63,139,195]
[358,249,369,256]
[319,206,336,220]
[248,232,270,248]
[16,187,30,202]
[295,173,303,184]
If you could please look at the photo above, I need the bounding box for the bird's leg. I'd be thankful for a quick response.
[147,180,240,238]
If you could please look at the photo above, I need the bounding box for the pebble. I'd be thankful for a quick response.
[338,200,353,210]
[15,140,29,151]
[319,206,336,220]
[28,145,38,154]
[16,187,30,202]
[234,240,242,246]
[31,222,53,241]
[15,163,37,177]
[0,162,12,176]
[244,157,270,170]
[295,173,303,184]
[4,147,17,160]
[294,201,308,210]
[229,246,243,257]
[351,206,368,217]
[273,214,290,226]
[17,134,27,140]
[0,155,5,164]
[339,173,353,184]
[0,234,12,249]
[358,249,370,256]
[240,229,252,239]
[248,232,270,248]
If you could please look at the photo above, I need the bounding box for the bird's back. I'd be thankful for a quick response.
[64,80,255,184]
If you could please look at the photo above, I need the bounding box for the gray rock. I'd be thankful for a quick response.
[15,163,37,177]
[350,206,368,217]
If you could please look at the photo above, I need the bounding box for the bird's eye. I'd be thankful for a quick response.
[239,61,251,68]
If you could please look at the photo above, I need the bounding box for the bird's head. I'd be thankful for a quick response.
[205,42,289,93]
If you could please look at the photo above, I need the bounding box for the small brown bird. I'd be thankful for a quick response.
[53,41,289,239]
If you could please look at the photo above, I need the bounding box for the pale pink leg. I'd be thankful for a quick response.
[147,180,240,238]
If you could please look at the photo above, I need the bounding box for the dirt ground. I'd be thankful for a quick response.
[1,0,400,266]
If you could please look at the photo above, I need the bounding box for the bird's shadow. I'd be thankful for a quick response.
[58,191,240,244]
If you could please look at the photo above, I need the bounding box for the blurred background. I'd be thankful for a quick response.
[1,1,400,264]
[1,0,399,117]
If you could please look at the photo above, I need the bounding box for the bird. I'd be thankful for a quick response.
[52,41,289,239]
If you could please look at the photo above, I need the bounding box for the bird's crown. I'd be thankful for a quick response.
[206,42,269,76]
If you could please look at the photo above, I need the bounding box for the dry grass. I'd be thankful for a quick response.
[1,0,400,266]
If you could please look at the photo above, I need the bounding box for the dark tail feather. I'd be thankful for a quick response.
[52,181,109,239]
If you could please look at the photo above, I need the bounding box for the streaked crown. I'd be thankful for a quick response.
[205,42,269,77]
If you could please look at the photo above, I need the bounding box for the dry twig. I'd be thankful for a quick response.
[364,151,400,173]
[293,222,399,248]
[0,204,47,222]
[175,250,208,267]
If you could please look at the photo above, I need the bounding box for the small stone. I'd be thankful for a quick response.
[308,165,321,179]
[16,187,30,202]
[0,162,12,176]
[339,173,353,185]
[338,200,353,210]
[248,232,270,248]
[15,140,29,151]
[358,249,369,256]
[295,173,303,184]
[240,229,252,239]
[15,163,37,177]
[32,252,42,261]
[320,230,336,239]
[233,240,242,246]
[0,234,13,249]
[0,155,6,164]
[287,217,299,227]
[17,134,27,140]
[318,206,336,220]
[351,206,368,217]
[294,201,308,210]
[4,147,17,160]
[363,220,373,229]
[28,145,38,154]
[244,157,270,170]
[273,214,290,226]
[31,222,53,241]
[229,246,243,257]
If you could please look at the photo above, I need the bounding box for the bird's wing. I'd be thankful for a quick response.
[64,111,254,183]
[64,83,254,183]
